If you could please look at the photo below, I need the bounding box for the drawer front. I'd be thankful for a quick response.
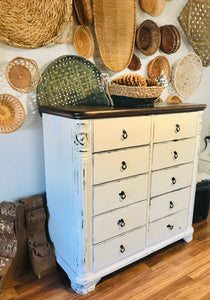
[93,146,149,185]
[93,116,151,152]
[93,174,148,215]
[148,210,188,245]
[154,112,198,143]
[151,163,193,197]
[150,187,191,222]
[93,226,146,271]
[152,138,196,170]
[93,200,147,244]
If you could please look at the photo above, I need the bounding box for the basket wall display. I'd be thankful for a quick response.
[0,0,73,48]
[105,74,164,107]
[93,0,136,72]
[147,55,170,79]
[140,0,166,17]
[178,0,210,67]
[6,57,42,93]
[0,94,25,134]
[172,53,203,98]
[73,0,93,26]
[136,20,161,56]
[73,26,94,59]
[36,55,110,109]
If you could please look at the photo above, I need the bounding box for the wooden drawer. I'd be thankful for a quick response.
[93,200,147,244]
[148,210,188,245]
[151,163,193,197]
[93,174,148,215]
[93,226,146,271]
[93,146,149,185]
[152,138,196,170]
[150,187,191,222]
[93,116,151,152]
[154,112,198,143]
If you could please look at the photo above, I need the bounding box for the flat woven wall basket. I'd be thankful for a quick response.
[0,0,73,48]
[178,0,210,67]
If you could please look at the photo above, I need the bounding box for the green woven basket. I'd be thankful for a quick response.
[36,55,109,109]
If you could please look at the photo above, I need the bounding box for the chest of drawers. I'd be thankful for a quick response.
[40,103,205,294]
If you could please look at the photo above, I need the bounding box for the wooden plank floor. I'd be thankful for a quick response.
[1,215,209,300]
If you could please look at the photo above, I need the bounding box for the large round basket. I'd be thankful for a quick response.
[6,57,42,93]
[0,94,25,134]
[172,53,203,98]
[0,0,73,48]
[93,0,136,72]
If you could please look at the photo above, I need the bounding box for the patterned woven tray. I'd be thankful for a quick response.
[178,0,210,67]
[36,56,109,109]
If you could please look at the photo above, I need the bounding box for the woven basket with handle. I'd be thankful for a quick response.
[0,0,73,48]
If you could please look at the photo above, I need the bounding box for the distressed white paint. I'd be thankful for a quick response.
[42,109,204,294]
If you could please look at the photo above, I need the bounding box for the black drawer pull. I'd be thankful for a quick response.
[175,124,181,133]
[120,245,125,253]
[121,161,127,171]
[169,201,174,209]
[167,224,174,230]
[173,151,178,159]
[117,218,125,228]
[119,191,126,200]
[122,129,128,140]
[171,177,176,185]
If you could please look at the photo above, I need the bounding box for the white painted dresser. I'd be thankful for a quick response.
[40,103,206,294]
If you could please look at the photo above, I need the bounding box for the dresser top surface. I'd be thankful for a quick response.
[39,103,206,119]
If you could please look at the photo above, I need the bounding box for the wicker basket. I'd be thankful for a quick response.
[6,57,42,93]
[147,55,170,79]
[105,82,164,107]
[136,20,161,56]
[140,0,166,17]
[160,25,181,54]
[0,94,25,134]
[73,0,93,26]
[0,0,73,48]
[93,0,136,72]
[73,26,94,59]
[178,0,210,67]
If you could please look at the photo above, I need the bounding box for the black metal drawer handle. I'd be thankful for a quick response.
[119,191,126,200]
[167,224,174,230]
[121,161,127,171]
[117,218,125,228]
[120,245,125,253]
[171,177,176,185]
[173,151,178,159]
[175,124,181,133]
[122,129,128,140]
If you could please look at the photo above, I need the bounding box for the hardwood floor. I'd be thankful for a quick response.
[1,215,209,300]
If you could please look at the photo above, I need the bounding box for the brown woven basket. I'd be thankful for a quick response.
[73,26,94,59]
[140,0,166,17]
[93,0,136,72]
[73,0,93,26]
[166,95,182,104]
[136,20,161,56]
[0,0,73,48]
[0,94,25,134]
[147,55,170,79]
[128,54,142,71]
[105,82,164,107]
[160,25,181,54]
[178,0,210,67]
[6,57,42,93]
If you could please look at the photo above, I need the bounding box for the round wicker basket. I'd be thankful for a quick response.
[0,0,73,48]
[136,20,161,56]
[166,95,182,104]
[73,0,93,26]
[0,94,25,134]
[147,55,170,79]
[140,0,166,17]
[6,57,42,93]
[172,53,203,98]
[73,26,94,59]
[160,25,181,54]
